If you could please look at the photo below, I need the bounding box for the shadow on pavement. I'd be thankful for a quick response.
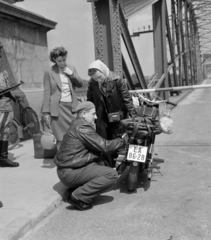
[10,143,24,150]
[8,152,25,161]
[65,205,77,211]
[109,167,153,194]
[8,152,15,160]
[53,181,68,201]
[136,173,152,192]
[65,195,114,211]
[93,195,114,206]
[42,158,56,168]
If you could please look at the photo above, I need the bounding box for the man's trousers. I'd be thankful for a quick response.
[0,111,13,141]
[57,162,118,204]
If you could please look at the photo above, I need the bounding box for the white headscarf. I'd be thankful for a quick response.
[88,59,110,78]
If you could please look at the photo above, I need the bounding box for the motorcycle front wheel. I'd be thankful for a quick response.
[128,161,140,192]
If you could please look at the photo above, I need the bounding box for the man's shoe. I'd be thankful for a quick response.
[0,159,19,167]
[67,194,92,211]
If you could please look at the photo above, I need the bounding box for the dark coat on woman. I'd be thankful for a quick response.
[87,71,135,140]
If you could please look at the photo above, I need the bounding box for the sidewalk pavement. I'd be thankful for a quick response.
[0,88,194,240]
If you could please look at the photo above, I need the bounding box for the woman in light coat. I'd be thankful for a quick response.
[41,46,83,149]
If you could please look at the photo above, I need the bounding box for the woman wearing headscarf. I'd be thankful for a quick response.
[41,46,83,150]
[87,59,136,167]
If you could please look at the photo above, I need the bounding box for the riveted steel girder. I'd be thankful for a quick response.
[166,3,178,88]
[184,1,193,85]
[87,0,203,99]
[91,0,122,75]
[119,5,148,90]
[90,0,148,90]
[179,0,188,86]
[152,0,168,100]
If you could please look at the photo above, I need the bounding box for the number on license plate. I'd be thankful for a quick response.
[127,144,148,162]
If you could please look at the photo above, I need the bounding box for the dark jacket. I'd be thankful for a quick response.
[41,64,83,117]
[87,71,135,139]
[54,117,125,169]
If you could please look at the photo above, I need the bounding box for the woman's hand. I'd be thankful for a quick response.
[63,67,73,76]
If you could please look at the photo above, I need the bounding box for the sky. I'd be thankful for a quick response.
[15,0,154,79]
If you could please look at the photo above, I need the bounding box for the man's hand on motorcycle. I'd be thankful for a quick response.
[121,132,129,143]
[128,110,137,118]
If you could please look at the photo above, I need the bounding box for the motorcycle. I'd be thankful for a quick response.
[115,94,177,192]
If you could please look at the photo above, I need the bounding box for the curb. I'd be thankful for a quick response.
[0,192,67,240]
[169,89,192,105]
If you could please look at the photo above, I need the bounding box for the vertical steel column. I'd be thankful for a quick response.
[184,0,191,85]
[171,0,181,87]
[176,0,183,86]
[109,0,122,75]
[191,6,203,83]
[91,0,122,76]
[172,0,182,86]
[185,2,193,85]
[189,6,196,84]
[122,54,134,90]
[152,0,168,100]
[166,2,178,88]
[171,0,178,87]
[191,8,197,84]
[119,6,147,90]
[179,0,188,86]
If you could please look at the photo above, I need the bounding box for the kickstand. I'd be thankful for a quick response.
[150,162,163,176]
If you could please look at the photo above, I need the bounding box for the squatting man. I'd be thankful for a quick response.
[54,101,128,211]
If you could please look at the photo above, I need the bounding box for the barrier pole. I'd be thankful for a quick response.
[129,84,211,94]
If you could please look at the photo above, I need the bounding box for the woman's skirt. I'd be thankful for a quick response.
[51,102,76,141]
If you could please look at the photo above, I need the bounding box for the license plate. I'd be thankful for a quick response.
[127,144,148,162]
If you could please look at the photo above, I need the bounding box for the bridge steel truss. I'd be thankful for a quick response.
[87,0,203,100]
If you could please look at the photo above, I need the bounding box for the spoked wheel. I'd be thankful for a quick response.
[127,161,140,192]
[22,107,40,137]
[8,118,21,150]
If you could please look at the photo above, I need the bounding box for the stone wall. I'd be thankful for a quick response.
[0,21,49,87]
[0,23,48,118]
[0,1,56,119]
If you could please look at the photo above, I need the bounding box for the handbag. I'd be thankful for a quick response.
[106,80,124,123]
[107,111,123,122]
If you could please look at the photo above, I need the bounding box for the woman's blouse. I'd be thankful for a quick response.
[59,71,72,102]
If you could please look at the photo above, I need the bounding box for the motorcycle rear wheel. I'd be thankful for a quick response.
[128,161,139,191]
